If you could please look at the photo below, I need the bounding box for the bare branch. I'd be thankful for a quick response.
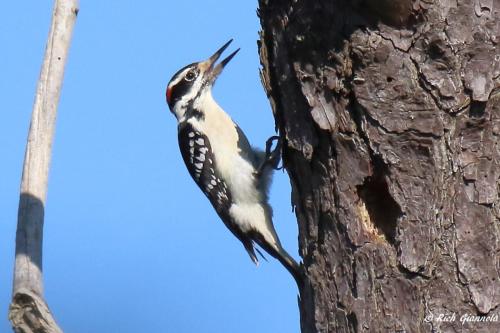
[10,0,79,332]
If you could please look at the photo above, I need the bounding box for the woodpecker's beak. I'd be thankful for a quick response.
[201,39,240,84]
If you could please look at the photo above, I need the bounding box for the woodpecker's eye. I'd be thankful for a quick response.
[185,70,197,82]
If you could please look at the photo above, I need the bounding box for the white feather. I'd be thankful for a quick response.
[188,89,280,245]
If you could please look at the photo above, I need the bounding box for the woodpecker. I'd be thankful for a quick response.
[166,40,301,285]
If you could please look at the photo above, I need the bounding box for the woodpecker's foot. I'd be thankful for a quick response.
[256,136,282,177]
[265,136,282,170]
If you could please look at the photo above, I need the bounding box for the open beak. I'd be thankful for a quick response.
[201,39,240,83]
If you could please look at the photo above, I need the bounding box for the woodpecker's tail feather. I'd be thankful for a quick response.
[243,241,259,266]
[272,245,303,287]
[255,247,268,262]
[244,241,270,266]
[251,233,303,287]
[243,237,302,286]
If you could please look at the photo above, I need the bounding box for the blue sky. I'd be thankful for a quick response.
[0,1,300,332]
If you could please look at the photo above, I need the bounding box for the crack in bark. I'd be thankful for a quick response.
[409,56,456,114]
[373,30,416,53]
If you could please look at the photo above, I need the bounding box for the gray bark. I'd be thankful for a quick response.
[258,0,500,332]
[9,1,79,332]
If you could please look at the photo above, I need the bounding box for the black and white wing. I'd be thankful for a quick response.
[178,122,232,215]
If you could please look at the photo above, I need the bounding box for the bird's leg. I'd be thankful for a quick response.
[256,136,282,177]
[265,135,282,170]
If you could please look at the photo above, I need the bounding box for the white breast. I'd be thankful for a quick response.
[189,90,279,242]
[190,91,262,205]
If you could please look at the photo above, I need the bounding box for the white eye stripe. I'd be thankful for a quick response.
[168,67,191,90]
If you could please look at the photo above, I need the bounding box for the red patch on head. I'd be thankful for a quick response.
[166,87,172,104]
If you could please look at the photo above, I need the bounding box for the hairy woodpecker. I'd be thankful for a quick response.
[166,40,301,284]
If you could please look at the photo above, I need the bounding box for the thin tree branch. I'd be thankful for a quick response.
[9,0,79,332]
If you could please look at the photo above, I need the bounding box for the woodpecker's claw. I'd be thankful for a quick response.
[265,136,282,171]
[256,136,283,177]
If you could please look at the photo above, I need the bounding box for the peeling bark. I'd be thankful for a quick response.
[258,1,500,332]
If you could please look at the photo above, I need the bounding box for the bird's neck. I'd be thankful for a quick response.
[176,89,227,124]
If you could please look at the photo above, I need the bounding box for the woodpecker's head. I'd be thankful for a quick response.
[166,39,239,120]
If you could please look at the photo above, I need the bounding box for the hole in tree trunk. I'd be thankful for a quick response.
[469,100,487,118]
[357,157,401,244]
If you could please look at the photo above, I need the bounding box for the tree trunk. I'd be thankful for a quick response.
[9,1,79,332]
[258,1,500,332]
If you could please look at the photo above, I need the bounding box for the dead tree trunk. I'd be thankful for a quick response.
[258,1,500,332]
[9,1,79,332]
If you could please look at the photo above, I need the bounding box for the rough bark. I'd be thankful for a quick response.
[258,1,500,332]
[9,1,79,332]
